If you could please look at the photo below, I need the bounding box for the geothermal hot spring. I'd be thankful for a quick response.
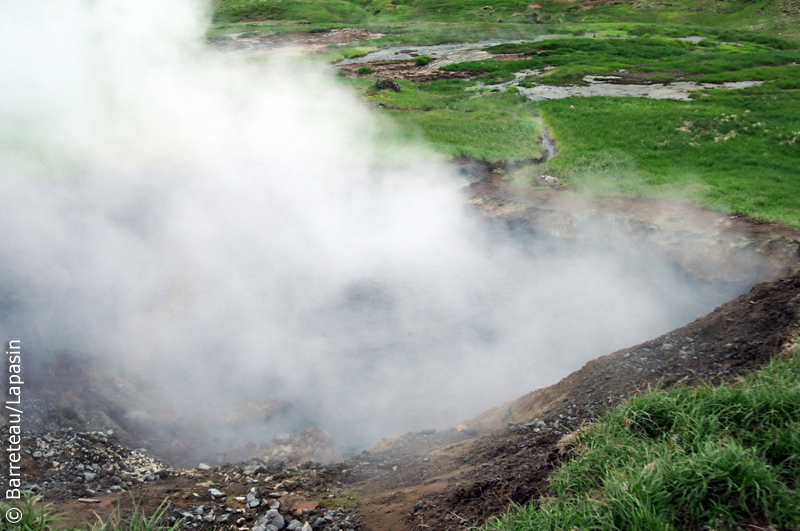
[0,0,764,465]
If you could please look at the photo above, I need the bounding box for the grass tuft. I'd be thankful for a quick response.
[0,495,178,531]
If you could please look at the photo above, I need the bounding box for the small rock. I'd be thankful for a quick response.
[209,488,226,499]
[198,463,212,470]
[254,509,285,530]
[534,175,564,188]
[375,78,401,92]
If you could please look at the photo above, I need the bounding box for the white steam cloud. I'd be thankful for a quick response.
[1,0,741,458]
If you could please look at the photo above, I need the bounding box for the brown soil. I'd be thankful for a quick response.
[337,61,476,82]
[210,28,382,57]
[466,170,800,284]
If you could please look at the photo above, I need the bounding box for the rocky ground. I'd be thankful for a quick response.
[209,28,383,58]
[4,168,800,531]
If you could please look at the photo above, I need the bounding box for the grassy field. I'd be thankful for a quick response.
[485,346,800,531]
[208,0,800,225]
[532,86,800,225]
[444,36,799,84]
[210,0,800,37]
[344,77,545,161]
[336,32,800,224]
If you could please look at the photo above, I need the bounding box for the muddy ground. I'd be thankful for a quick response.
[6,166,800,531]
[209,28,383,57]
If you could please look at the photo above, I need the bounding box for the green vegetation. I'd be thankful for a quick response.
[347,77,544,161]
[212,0,369,24]
[210,0,800,38]
[0,496,63,531]
[486,348,800,531]
[0,496,178,531]
[357,66,374,74]
[445,37,799,84]
[414,55,433,66]
[529,86,800,226]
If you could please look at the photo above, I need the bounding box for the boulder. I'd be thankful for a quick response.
[375,78,401,92]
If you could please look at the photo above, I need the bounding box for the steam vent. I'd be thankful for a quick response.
[2,0,800,530]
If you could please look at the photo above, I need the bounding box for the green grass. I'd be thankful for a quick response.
[444,37,798,84]
[212,0,370,24]
[528,85,800,226]
[347,77,544,161]
[0,496,178,531]
[210,0,800,39]
[486,347,800,531]
[0,496,64,531]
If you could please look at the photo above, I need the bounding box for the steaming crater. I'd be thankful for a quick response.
[19,169,796,468]
[3,0,799,468]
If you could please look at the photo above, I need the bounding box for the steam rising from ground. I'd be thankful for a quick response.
[1,0,739,456]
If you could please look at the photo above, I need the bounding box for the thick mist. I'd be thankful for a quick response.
[1,0,740,456]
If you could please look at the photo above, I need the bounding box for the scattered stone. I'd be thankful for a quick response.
[534,175,564,189]
[209,488,226,499]
[77,498,101,504]
[375,78,401,92]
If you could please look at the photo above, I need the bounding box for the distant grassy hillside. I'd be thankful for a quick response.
[211,0,800,38]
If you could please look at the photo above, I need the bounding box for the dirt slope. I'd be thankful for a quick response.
[362,269,800,531]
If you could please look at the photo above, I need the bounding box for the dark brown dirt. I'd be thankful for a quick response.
[337,60,476,82]
[210,28,382,57]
